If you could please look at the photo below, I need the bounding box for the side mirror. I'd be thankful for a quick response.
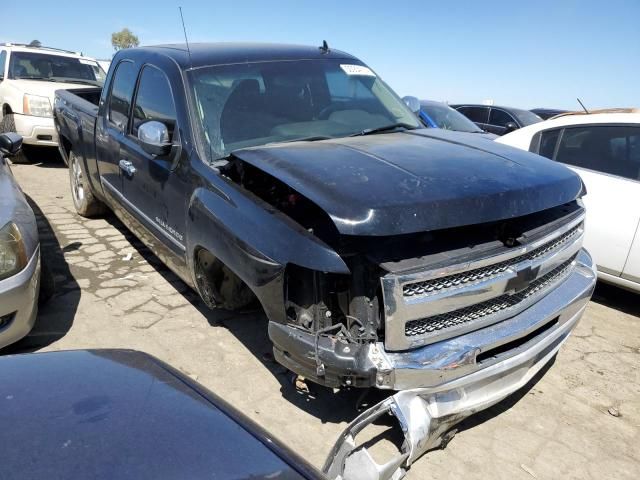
[0,132,23,157]
[138,121,172,156]
[504,122,518,134]
[402,96,421,114]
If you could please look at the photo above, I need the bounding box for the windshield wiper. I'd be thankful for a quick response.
[351,123,416,137]
[57,79,102,86]
[18,77,57,81]
[279,135,332,143]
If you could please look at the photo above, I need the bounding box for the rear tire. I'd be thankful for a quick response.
[0,114,30,164]
[68,150,106,217]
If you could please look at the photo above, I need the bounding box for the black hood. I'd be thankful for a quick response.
[0,350,316,480]
[233,129,583,236]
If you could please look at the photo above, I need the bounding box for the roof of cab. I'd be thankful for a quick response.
[125,42,358,69]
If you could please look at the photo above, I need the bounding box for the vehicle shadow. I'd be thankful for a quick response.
[22,146,66,169]
[2,194,79,354]
[590,281,639,316]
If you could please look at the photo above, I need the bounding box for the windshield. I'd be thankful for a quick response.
[513,109,542,126]
[188,59,420,161]
[421,102,483,132]
[8,51,106,85]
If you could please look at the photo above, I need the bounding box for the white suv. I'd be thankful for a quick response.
[0,43,106,163]
[497,111,640,292]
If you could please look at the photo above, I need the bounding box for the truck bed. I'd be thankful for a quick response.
[55,87,101,115]
[54,87,102,166]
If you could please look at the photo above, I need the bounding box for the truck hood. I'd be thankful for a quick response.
[233,129,583,236]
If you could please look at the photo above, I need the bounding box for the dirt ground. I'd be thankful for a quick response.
[5,148,640,479]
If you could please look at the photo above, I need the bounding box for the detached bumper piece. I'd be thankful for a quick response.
[323,249,596,480]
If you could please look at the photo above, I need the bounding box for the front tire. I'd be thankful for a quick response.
[0,114,29,164]
[69,150,106,217]
[194,249,256,311]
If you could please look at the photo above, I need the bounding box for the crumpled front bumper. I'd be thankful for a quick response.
[323,249,596,480]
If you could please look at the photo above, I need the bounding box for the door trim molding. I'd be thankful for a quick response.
[101,176,186,253]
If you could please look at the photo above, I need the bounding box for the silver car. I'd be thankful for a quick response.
[0,133,41,348]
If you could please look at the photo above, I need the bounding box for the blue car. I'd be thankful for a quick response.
[419,100,497,139]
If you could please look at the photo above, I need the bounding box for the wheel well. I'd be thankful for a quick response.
[60,135,72,157]
[193,247,256,310]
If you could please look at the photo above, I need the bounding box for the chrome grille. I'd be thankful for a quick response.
[404,255,576,337]
[403,224,582,298]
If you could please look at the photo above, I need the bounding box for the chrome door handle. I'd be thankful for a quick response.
[119,159,136,176]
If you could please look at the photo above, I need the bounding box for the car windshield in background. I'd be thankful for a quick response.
[421,102,483,132]
[513,108,542,126]
[8,52,106,86]
[188,59,421,161]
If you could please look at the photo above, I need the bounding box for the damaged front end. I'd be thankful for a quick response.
[323,257,593,480]
[220,152,597,478]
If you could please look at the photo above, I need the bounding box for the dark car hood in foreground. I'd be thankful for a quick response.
[234,129,582,236]
[0,350,317,480]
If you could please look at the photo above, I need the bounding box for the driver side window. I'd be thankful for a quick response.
[131,65,177,140]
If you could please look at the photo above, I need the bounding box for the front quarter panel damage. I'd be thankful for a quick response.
[186,171,350,320]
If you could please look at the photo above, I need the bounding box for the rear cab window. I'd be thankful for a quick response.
[108,61,138,131]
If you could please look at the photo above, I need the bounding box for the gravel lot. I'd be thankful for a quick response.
[6,148,640,480]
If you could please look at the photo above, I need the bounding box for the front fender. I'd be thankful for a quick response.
[186,183,349,290]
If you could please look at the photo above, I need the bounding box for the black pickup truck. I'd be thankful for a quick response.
[54,42,596,477]
[54,43,596,478]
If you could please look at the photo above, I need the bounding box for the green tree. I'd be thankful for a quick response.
[111,28,140,51]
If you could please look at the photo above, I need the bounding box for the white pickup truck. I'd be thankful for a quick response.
[0,43,106,163]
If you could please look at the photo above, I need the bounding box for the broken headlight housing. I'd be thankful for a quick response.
[0,222,28,281]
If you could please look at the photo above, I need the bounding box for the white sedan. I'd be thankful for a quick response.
[497,111,640,292]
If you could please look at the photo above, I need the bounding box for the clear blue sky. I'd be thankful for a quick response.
[2,0,638,110]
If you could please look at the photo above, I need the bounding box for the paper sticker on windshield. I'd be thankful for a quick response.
[340,64,376,77]
[78,59,98,66]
